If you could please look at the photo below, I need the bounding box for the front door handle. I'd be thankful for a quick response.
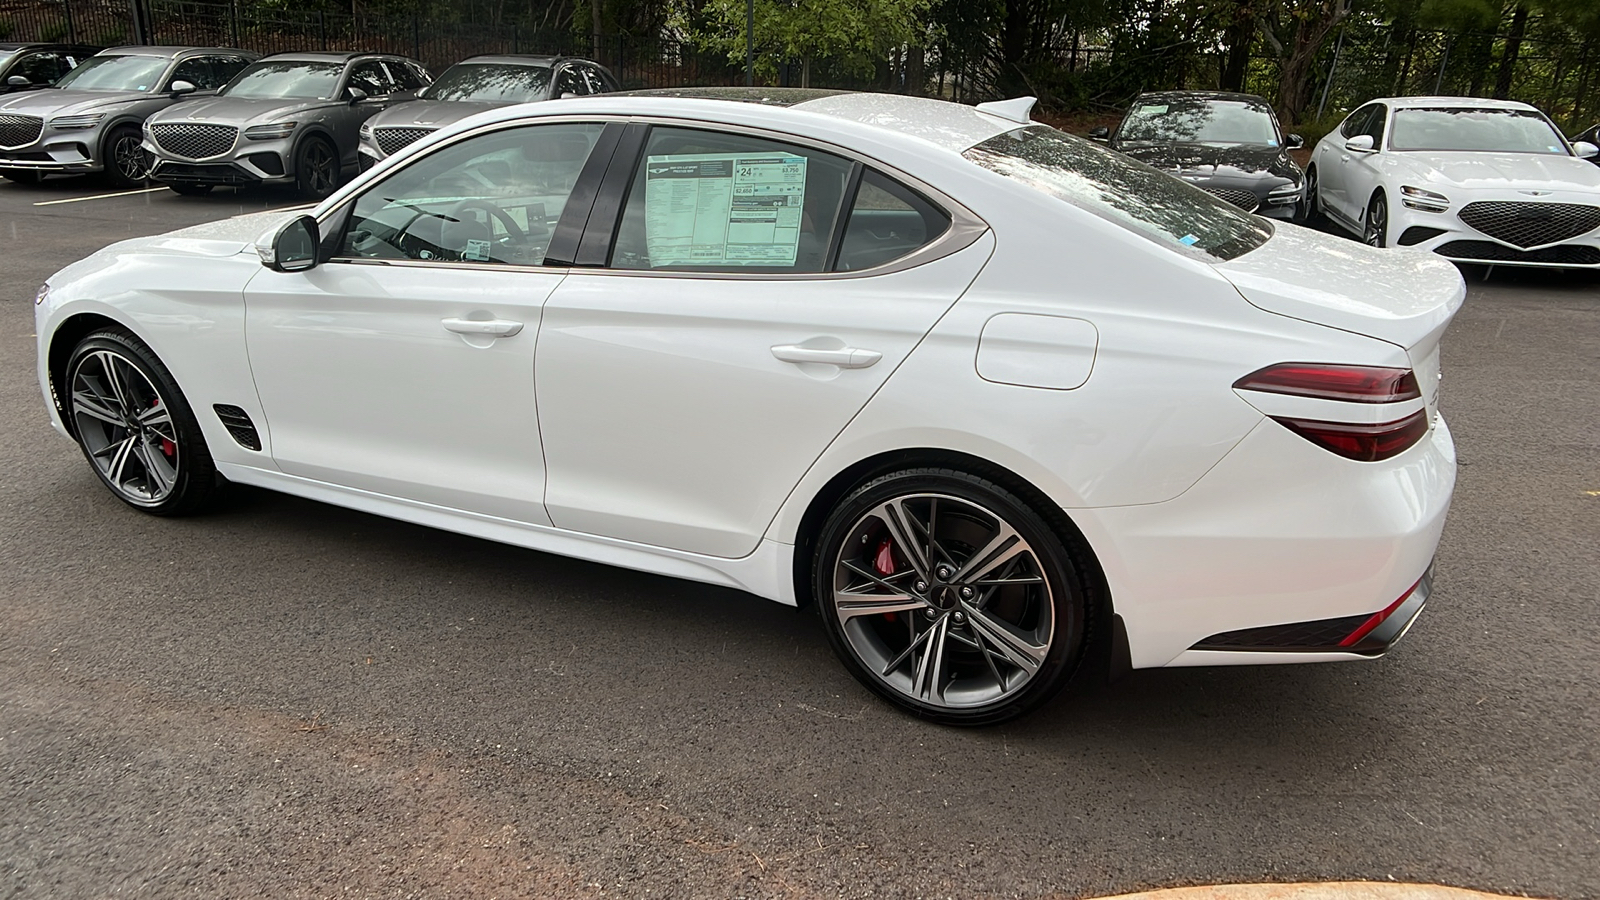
[442,317,523,337]
[771,344,882,369]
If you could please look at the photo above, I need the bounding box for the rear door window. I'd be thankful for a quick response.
[346,60,393,96]
[834,169,951,271]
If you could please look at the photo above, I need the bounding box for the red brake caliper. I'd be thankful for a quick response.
[151,398,175,458]
[874,538,899,621]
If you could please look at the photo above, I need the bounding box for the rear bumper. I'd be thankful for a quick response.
[1073,412,1455,669]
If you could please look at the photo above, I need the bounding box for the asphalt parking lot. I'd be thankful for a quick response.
[2,176,1597,900]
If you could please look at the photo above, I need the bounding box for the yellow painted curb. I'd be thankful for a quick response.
[1087,884,1545,900]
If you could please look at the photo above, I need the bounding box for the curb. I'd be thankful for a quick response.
[1087,884,1544,900]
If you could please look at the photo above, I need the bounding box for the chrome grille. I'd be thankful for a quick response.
[0,114,44,149]
[375,127,435,155]
[1203,186,1260,213]
[1436,240,1600,266]
[1457,201,1600,249]
[150,123,238,159]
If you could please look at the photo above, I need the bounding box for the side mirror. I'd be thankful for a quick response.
[1343,134,1375,153]
[256,215,321,272]
[1286,133,1305,149]
[345,86,368,104]
[168,79,197,96]
[6,75,31,88]
[1087,125,1110,142]
[1574,141,1599,160]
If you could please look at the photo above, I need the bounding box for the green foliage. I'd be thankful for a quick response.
[690,0,932,81]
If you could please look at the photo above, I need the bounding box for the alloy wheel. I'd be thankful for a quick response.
[1364,195,1388,247]
[830,492,1056,710]
[69,348,180,506]
[113,134,150,183]
[304,142,336,196]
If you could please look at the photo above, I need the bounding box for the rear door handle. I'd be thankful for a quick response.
[771,344,882,369]
[442,317,523,337]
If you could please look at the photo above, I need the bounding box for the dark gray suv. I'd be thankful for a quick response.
[0,46,255,186]
[144,51,431,198]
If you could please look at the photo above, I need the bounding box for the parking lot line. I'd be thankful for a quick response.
[32,187,170,207]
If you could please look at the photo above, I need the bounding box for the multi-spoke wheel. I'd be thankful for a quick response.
[1363,192,1388,247]
[103,124,151,188]
[1296,166,1321,226]
[295,137,340,199]
[815,469,1089,725]
[65,330,218,515]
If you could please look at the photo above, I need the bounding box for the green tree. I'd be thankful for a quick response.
[693,0,931,86]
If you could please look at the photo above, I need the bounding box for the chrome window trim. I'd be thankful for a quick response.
[318,111,991,280]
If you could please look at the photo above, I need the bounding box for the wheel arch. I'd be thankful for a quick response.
[787,446,1116,680]
[289,126,339,171]
[46,311,134,438]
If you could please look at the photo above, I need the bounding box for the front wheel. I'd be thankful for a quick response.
[294,137,340,199]
[1363,192,1389,248]
[102,124,151,188]
[1296,166,1322,226]
[65,329,218,515]
[814,469,1090,726]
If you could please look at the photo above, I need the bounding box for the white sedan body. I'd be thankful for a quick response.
[1311,95,1600,267]
[36,91,1464,720]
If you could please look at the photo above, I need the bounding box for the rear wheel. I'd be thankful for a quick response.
[814,468,1090,726]
[65,329,218,515]
[294,137,339,199]
[1363,192,1389,247]
[102,124,150,188]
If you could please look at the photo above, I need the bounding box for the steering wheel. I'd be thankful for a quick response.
[446,198,526,245]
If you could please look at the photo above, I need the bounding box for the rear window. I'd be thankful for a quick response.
[963,125,1271,261]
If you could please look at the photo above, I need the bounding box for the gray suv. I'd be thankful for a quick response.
[144,51,431,198]
[0,46,255,186]
[358,55,616,165]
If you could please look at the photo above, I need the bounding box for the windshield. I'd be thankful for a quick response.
[425,63,552,102]
[965,125,1271,261]
[53,54,168,92]
[1118,98,1280,145]
[222,61,343,100]
[1389,108,1569,154]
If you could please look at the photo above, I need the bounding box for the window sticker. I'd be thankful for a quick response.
[643,152,806,267]
[1178,234,1200,245]
[463,239,491,261]
[1138,104,1168,115]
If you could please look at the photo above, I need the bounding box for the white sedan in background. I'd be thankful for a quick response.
[35,89,1462,725]
[1307,95,1600,267]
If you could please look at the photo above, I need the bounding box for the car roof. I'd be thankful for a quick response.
[613,87,849,107]
[0,42,100,52]
[257,51,417,64]
[1371,95,1541,112]
[1133,90,1272,105]
[98,45,251,59]
[453,54,564,67]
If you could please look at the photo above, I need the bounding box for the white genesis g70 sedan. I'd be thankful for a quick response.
[34,89,1464,724]
[1307,96,1600,267]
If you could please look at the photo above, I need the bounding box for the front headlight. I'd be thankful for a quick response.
[1266,182,1303,205]
[35,284,50,306]
[244,122,298,141]
[359,123,372,140]
[49,113,105,130]
[1401,185,1450,212]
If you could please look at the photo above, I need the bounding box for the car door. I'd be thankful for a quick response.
[1341,102,1389,221]
[533,123,993,558]
[242,120,611,525]
[335,60,399,164]
[1317,103,1371,221]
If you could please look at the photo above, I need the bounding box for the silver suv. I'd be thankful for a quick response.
[0,46,255,186]
[144,51,431,198]
[358,55,616,166]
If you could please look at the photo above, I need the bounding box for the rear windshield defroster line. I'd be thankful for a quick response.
[963,125,1272,262]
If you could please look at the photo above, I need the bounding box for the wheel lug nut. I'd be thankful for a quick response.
[937,567,952,580]
[953,611,965,623]
[960,586,974,599]
[913,581,928,593]
[923,608,938,619]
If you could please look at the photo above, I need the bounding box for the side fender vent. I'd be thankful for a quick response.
[213,404,262,451]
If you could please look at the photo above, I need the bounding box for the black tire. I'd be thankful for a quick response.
[1,167,44,184]
[102,124,151,188]
[64,329,218,516]
[294,136,340,199]
[167,183,214,197]
[1363,192,1389,248]
[1296,166,1322,227]
[812,468,1092,726]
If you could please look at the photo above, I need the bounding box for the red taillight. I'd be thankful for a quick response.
[1339,577,1424,647]
[1234,363,1421,403]
[1271,410,1429,461]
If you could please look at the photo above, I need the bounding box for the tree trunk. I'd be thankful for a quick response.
[907,45,926,96]
[590,0,603,63]
[1493,4,1529,100]
[1220,15,1254,92]
[998,0,1030,98]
